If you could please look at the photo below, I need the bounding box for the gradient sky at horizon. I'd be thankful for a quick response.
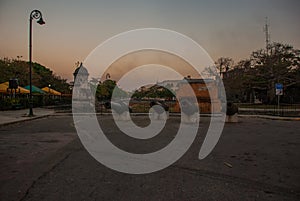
[1,0,299,82]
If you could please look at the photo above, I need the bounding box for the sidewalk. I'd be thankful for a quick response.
[0,108,56,126]
[238,114,300,121]
[1,108,299,127]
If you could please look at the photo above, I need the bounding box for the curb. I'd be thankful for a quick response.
[0,114,54,127]
[2,113,298,127]
[55,112,300,121]
[238,114,300,121]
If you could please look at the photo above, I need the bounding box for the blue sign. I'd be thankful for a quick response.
[275,83,283,95]
[275,83,283,89]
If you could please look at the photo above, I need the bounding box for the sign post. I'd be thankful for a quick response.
[275,83,283,115]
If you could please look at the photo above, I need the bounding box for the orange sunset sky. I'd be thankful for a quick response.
[1,0,299,82]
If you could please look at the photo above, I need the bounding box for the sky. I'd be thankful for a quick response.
[1,0,300,85]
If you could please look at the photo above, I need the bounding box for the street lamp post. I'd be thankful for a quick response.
[29,10,45,116]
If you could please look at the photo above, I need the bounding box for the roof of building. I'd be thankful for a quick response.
[158,78,215,85]
[181,78,215,84]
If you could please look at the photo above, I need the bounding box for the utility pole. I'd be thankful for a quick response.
[263,17,271,55]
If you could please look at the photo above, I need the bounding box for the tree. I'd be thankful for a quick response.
[131,84,175,100]
[250,42,300,103]
[0,58,70,93]
[222,60,250,102]
[96,79,127,101]
[222,42,300,103]
[215,57,234,78]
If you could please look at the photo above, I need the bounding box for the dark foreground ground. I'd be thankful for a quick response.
[0,115,299,201]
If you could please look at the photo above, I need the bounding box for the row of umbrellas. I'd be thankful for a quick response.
[0,82,61,95]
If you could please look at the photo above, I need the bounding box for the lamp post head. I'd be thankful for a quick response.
[37,17,45,25]
[30,10,45,25]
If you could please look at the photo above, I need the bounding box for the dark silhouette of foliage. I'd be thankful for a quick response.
[0,58,70,93]
[221,42,300,103]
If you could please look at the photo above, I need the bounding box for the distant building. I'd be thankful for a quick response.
[134,76,221,113]
[157,80,180,92]
[174,77,221,113]
[137,84,155,93]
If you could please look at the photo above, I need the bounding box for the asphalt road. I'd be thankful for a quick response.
[0,115,299,201]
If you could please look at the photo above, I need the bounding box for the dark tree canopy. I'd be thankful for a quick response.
[0,58,70,93]
[96,79,128,101]
[220,42,300,103]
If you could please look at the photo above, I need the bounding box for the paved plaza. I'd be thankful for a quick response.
[0,113,299,201]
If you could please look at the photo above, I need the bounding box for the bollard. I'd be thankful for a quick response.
[105,101,132,121]
[226,102,238,123]
[149,101,169,120]
[180,98,198,123]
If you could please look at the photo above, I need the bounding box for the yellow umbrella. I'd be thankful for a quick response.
[42,87,62,95]
[0,83,8,93]
[0,82,30,94]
